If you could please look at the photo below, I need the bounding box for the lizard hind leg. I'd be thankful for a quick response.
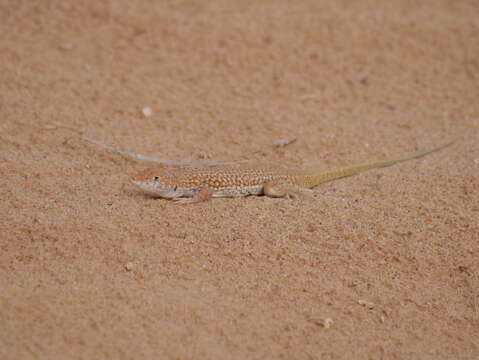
[263,182,314,199]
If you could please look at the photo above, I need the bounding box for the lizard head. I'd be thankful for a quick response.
[131,168,183,199]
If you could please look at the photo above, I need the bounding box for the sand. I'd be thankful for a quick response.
[1,1,478,359]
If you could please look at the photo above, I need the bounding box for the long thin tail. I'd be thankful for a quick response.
[296,142,454,188]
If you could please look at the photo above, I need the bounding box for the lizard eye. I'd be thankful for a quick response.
[173,185,178,191]
[153,176,159,181]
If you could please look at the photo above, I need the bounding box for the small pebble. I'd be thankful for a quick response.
[142,106,153,117]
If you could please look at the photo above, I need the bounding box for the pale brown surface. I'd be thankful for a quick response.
[1,1,478,359]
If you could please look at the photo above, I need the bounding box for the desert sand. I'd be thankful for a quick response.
[1,1,478,359]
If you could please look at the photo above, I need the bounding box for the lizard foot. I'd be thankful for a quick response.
[172,188,214,204]
[263,182,314,200]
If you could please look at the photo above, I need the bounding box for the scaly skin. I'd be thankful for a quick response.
[131,142,453,203]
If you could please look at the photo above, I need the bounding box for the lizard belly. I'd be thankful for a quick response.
[212,185,264,198]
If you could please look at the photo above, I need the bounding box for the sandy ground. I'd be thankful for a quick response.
[1,1,478,359]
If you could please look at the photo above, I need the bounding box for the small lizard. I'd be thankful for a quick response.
[131,142,452,203]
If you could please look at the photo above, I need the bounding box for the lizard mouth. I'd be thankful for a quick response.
[130,179,178,199]
[130,180,159,196]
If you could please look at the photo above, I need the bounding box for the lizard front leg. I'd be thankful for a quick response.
[173,187,215,204]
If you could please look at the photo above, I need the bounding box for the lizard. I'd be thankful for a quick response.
[40,124,254,166]
[40,124,295,167]
[130,142,453,203]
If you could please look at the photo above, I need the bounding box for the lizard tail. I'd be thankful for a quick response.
[296,142,454,188]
